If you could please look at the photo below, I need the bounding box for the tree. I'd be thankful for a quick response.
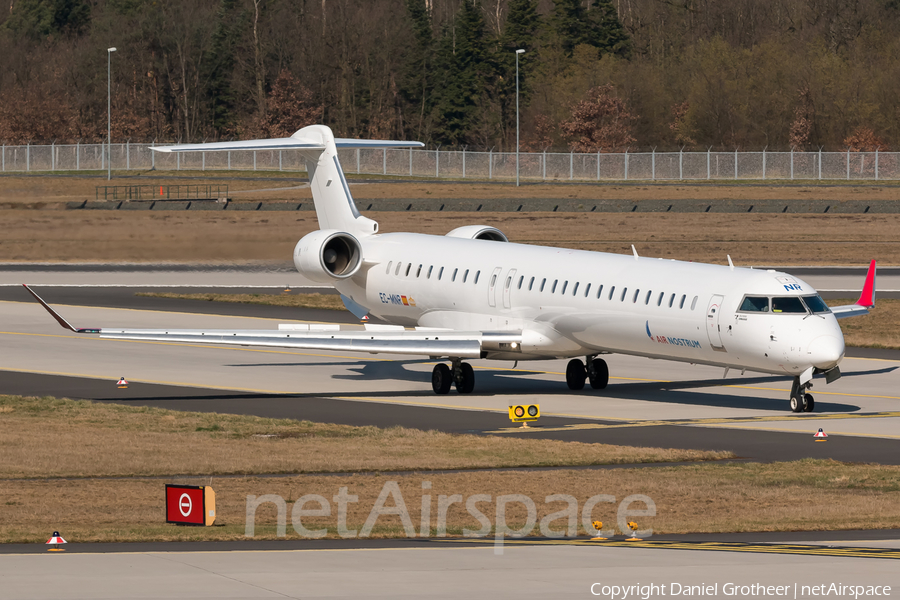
[2,0,90,38]
[258,69,322,137]
[552,0,630,58]
[400,0,435,140]
[560,84,636,151]
[496,0,541,146]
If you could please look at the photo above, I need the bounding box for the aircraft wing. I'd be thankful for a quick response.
[22,285,518,359]
[829,259,876,320]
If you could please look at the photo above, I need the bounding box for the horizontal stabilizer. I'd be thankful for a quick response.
[152,133,424,154]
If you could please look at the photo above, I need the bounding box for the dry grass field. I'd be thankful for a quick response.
[1,395,899,543]
[1,209,898,265]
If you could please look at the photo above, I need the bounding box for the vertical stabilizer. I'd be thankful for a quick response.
[294,125,378,237]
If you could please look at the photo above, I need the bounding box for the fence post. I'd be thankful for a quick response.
[177,151,181,171]
[27,142,30,172]
[228,150,231,170]
[875,150,879,180]
[51,141,55,171]
[734,149,738,180]
[818,148,822,180]
[357,148,360,174]
[279,150,282,171]
[597,151,600,180]
[679,148,683,180]
[489,149,493,179]
[383,148,387,175]
[3,143,5,172]
[846,149,850,180]
[652,148,656,180]
[762,147,766,180]
[435,147,439,178]
[253,150,257,171]
[409,148,413,176]
[790,148,794,180]
[569,150,573,180]
[151,140,155,170]
[462,148,466,179]
[542,150,546,180]
[127,140,130,170]
[624,150,629,180]
[707,148,710,179]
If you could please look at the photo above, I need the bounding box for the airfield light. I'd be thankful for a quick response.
[515,49,525,187]
[107,47,117,181]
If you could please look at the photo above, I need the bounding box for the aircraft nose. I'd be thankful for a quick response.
[807,335,844,370]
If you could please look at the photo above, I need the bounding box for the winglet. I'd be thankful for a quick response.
[856,260,876,308]
[22,285,101,333]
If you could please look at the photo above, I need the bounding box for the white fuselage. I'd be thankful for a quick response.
[319,233,845,378]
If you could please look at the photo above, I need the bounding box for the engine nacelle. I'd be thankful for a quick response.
[293,229,363,283]
[445,225,509,242]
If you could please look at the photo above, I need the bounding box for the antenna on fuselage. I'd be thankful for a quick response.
[631,245,639,260]
[727,255,734,270]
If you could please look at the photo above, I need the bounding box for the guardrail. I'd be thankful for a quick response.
[95,184,229,201]
[2,142,896,181]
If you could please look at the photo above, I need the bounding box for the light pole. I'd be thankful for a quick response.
[515,48,525,187]
[107,47,116,181]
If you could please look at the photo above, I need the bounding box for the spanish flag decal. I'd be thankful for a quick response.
[401,296,409,306]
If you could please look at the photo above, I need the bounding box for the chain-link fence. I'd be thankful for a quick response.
[2,143,897,181]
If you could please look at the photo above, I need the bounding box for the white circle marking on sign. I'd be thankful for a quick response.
[179,493,192,517]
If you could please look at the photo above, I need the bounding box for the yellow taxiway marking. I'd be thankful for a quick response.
[445,538,900,559]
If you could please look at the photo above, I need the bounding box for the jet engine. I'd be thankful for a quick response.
[293,229,363,283]
[445,225,508,242]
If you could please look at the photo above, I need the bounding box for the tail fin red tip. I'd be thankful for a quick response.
[856,260,876,308]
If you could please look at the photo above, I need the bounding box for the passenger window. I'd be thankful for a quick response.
[463,269,469,283]
[406,264,412,277]
[621,287,627,302]
[416,264,422,277]
[632,289,639,303]
[386,261,392,275]
[585,283,591,297]
[679,294,686,309]
[691,296,698,310]
[427,265,433,279]
[739,296,769,312]
[529,277,535,291]
[608,285,615,300]
[505,276,512,289]
[597,284,604,299]
[475,270,480,284]
[772,297,807,313]
[518,276,524,290]
[560,281,567,294]
[552,280,558,293]
[802,295,830,314]
[669,293,675,307]
[573,282,579,296]
[540,278,546,292]
[491,273,497,287]
[646,290,652,304]
[438,267,444,280]
[657,292,664,306]
[452,268,458,282]
[395,262,402,276]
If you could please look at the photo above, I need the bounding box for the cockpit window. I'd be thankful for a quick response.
[772,296,807,314]
[739,296,769,312]
[802,295,831,314]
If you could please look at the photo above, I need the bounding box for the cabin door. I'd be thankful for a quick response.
[706,294,726,350]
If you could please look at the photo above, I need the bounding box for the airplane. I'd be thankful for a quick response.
[24,125,877,413]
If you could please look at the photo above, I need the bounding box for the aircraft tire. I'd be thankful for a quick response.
[456,362,475,394]
[589,358,609,389]
[790,395,803,413]
[432,363,452,395]
[566,359,586,390]
[803,393,815,412]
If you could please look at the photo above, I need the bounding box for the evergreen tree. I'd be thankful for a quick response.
[431,0,491,146]
[2,0,90,38]
[551,0,587,56]
[498,0,541,145]
[400,0,435,140]
[202,0,244,137]
[586,0,631,59]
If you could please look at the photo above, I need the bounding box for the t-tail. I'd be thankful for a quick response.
[151,125,423,238]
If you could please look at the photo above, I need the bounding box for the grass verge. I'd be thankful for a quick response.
[0,395,729,479]
[136,291,347,311]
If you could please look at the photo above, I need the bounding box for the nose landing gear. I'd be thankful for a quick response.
[790,377,815,413]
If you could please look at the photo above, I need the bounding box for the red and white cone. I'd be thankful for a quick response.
[814,428,828,441]
[116,377,129,389]
[46,531,67,551]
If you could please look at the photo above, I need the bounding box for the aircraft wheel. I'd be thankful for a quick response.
[589,358,609,390]
[566,359,586,390]
[432,363,452,395]
[455,362,475,394]
[803,393,815,412]
[790,395,804,413]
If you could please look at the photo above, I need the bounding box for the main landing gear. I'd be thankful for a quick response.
[566,356,609,391]
[432,359,474,394]
[789,377,815,413]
